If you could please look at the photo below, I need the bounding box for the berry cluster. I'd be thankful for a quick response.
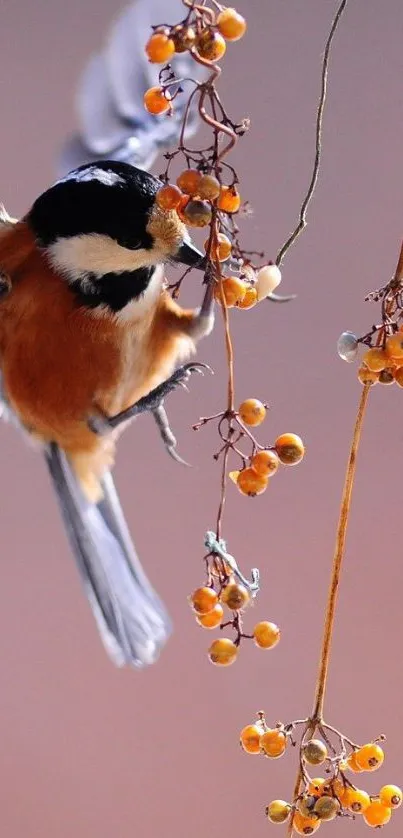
[143,1,299,665]
[156,170,241,229]
[189,398,302,664]
[189,574,280,666]
[338,241,403,388]
[194,398,304,499]
[142,2,286,301]
[154,169,284,307]
[240,715,401,833]
[338,327,403,387]
[144,7,247,115]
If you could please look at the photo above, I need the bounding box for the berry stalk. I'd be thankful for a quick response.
[284,384,371,836]
[312,383,370,723]
[275,0,350,268]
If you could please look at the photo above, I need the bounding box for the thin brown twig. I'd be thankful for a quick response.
[286,384,370,835]
[214,219,236,539]
[312,383,370,721]
[275,0,349,267]
[184,38,238,539]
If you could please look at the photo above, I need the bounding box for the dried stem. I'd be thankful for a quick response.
[215,224,235,539]
[276,0,349,267]
[286,385,370,834]
[312,384,370,721]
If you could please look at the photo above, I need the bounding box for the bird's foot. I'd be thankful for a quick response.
[88,363,212,463]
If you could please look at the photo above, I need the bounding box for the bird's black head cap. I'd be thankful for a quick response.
[28,160,161,251]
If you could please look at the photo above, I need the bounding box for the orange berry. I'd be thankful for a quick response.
[176,168,202,196]
[386,332,403,359]
[236,285,257,309]
[239,398,266,426]
[355,743,384,772]
[171,24,197,53]
[239,724,262,754]
[358,364,378,385]
[218,184,241,213]
[196,603,224,628]
[183,199,212,227]
[346,788,371,813]
[331,778,350,805]
[363,801,392,827]
[176,194,190,222]
[251,449,279,477]
[217,7,247,41]
[145,32,175,63]
[275,433,305,465]
[197,174,221,200]
[266,800,291,823]
[144,86,172,115]
[313,796,340,821]
[156,184,183,210]
[362,347,388,371]
[380,785,402,809]
[208,637,238,666]
[260,728,287,758]
[345,750,364,773]
[253,621,280,649]
[197,29,227,62]
[221,582,250,611]
[292,812,320,835]
[190,586,218,614]
[215,276,247,307]
[237,467,268,497]
[204,232,232,261]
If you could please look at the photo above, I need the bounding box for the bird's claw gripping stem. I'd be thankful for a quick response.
[88,363,213,464]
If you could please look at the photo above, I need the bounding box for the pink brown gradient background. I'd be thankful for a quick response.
[0,1,402,835]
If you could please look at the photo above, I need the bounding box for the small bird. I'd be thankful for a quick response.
[0,159,216,668]
[0,0,219,669]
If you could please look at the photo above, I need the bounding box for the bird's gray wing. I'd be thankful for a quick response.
[59,0,205,175]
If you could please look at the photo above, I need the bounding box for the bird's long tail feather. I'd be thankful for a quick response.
[44,442,171,668]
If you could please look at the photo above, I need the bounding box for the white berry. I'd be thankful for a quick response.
[256,265,282,300]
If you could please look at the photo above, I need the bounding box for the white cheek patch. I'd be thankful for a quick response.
[48,233,167,280]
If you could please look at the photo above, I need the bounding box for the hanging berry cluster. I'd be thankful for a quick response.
[143,1,304,666]
[236,235,403,830]
[189,578,280,667]
[236,235,403,832]
[239,713,401,833]
[338,241,403,388]
[195,401,305,499]
[143,2,287,303]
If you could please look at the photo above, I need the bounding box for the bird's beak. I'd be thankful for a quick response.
[174,240,207,271]
[174,239,243,275]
